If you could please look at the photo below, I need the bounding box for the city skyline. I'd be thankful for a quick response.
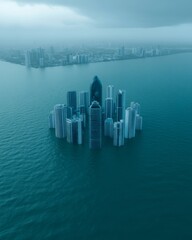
[1,1,192,239]
[49,76,143,149]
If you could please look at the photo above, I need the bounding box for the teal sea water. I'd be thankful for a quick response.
[0,54,192,240]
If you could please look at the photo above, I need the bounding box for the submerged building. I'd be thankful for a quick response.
[54,104,67,138]
[136,114,143,131]
[113,120,124,146]
[104,118,114,137]
[67,91,77,115]
[89,101,102,149]
[105,97,113,119]
[66,118,82,144]
[116,90,126,121]
[79,91,89,115]
[48,110,55,129]
[125,107,136,139]
[90,76,102,107]
[49,76,143,148]
[106,85,114,99]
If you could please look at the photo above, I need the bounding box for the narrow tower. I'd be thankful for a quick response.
[67,91,77,115]
[54,104,67,138]
[79,91,89,115]
[113,120,124,146]
[89,101,102,149]
[125,107,136,139]
[116,90,126,121]
[90,76,102,107]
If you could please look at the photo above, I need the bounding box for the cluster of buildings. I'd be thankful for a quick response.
[24,48,89,68]
[25,48,45,68]
[24,46,179,68]
[48,76,143,148]
[64,54,89,65]
[1,46,191,68]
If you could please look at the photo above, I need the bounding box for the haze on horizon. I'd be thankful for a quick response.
[0,0,192,47]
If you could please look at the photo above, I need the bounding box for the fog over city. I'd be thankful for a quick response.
[0,0,192,47]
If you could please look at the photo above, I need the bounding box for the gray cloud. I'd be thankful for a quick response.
[15,0,192,27]
[1,0,192,47]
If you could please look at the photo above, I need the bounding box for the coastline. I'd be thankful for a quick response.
[0,49,192,69]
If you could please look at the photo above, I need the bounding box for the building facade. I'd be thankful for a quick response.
[90,76,102,107]
[54,104,67,138]
[89,101,102,149]
[67,91,77,115]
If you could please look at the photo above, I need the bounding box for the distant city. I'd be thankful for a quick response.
[0,44,192,68]
[49,76,143,148]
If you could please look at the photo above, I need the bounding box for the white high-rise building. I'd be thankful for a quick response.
[125,107,136,139]
[130,102,143,131]
[66,118,82,144]
[79,106,86,128]
[106,85,114,99]
[105,98,113,119]
[130,102,140,115]
[54,104,67,138]
[136,114,143,130]
[120,119,125,145]
[113,120,124,146]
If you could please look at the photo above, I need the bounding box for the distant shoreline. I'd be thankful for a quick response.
[1,50,192,69]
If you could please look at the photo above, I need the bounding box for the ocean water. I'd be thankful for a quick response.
[0,54,192,240]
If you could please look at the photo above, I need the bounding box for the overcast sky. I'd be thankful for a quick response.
[0,0,192,46]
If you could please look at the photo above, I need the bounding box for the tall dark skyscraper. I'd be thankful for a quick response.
[79,91,89,115]
[116,90,126,121]
[67,91,77,115]
[89,101,102,149]
[105,97,113,119]
[90,76,102,107]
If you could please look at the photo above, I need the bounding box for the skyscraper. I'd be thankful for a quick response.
[136,114,143,131]
[79,105,86,128]
[130,102,142,130]
[106,85,114,99]
[79,91,89,115]
[67,91,77,115]
[67,107,73,119]
[130,102,141,115]
[120,119,125,145]
[125,107,136,139]
[54,104,67,138]
[116,90,126,121]
[66,118,82,144]
[104,118,114,137]
[90,76,102,107]
[105,97,113,119]
[113,120,124,146]
[89,101,102,149]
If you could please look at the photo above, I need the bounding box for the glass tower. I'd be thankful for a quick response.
[90,76,102,107]
[89,101,102,149]
[54,104,67,138]
[116,90,126,121]
[67,91,77,115]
